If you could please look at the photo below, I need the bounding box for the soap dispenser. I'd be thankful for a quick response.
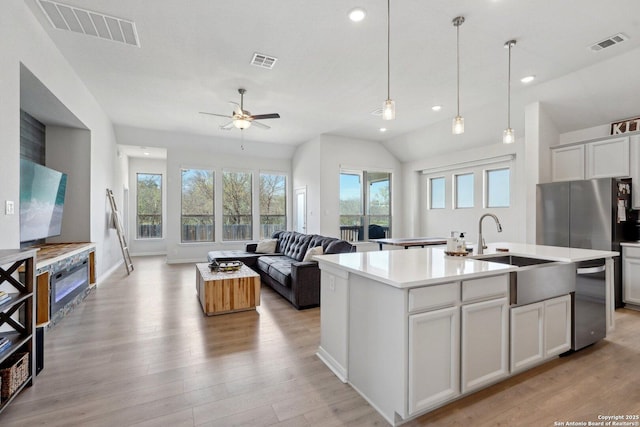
[458,233,467,253]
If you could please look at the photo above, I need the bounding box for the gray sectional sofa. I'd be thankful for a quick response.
[207,231,354,309]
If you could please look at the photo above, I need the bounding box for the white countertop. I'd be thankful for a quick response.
[315,242,618,289]
[316,247,515,288]
[474,242,618,262]
[621,241,640,248]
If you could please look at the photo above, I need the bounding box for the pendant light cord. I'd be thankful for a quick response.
[386,0,390,100]
[456,22,460,116]
[507,43,512,128]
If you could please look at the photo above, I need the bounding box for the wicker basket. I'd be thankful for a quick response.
[1,352,29,400]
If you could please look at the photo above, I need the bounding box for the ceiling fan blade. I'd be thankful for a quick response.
[250,113,280,120]
[200,112,232,119]
[219,121,234,130]
[251,120,271,129]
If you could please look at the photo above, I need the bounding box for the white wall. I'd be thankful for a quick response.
[115,125,294,263]
[292,137,322,234]
[1,1,121,278]
[402,140,525,247]
[128,157,168,256]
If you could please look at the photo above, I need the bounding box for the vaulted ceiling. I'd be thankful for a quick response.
[25,0,640,156]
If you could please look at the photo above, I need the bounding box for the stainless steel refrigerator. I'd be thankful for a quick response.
[536,178,634,308]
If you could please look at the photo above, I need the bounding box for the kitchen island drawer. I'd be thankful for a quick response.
[462,275,509,303]
[409,282,459,313]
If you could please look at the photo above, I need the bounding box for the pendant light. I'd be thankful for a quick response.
[503,40,516,144]
[452,16,465,134]
[382,0,395,120]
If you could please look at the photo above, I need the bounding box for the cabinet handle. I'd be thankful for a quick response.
[576,265,606,275]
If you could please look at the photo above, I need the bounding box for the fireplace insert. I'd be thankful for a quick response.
[50,259,89,314]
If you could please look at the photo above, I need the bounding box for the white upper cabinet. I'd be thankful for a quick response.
[585,137,630,179]
[551,145,585,182]
[630,136,640,209]
[552,136,631,183]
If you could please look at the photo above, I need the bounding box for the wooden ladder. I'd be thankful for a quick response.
[107,189,134,275]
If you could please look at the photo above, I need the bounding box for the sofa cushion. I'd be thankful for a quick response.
[267,260,293,288]
[256,238,278,254]
[281,232,312,261]
[308,235,337,252]
[303,245,323,262]
[257,255,283,272]
[325,239,354,254]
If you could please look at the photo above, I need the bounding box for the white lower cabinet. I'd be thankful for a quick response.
[510,295,571,373]
[408,306,460,415]
[623,247,640,305]
[510,302,544,372]
[544,295,572,357]
[461,297,509,393]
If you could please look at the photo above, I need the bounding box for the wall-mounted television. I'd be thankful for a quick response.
[20,159,68,243]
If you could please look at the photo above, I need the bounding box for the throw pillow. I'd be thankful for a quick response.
[256,238,278,254]
[303,245,323,262]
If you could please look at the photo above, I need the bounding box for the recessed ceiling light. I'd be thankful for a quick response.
[520,75,535,84]
[379,127,387,132]
[143,152,150,156]
[432,105,442,111]
[348,8,366,22]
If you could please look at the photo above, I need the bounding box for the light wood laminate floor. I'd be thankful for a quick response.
[2,256,639,426]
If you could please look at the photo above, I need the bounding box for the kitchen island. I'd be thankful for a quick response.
[315,242,617,426]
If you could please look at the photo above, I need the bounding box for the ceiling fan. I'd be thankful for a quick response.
[200,88,280,130]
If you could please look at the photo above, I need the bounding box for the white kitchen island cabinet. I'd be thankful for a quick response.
[315,244,618,426]
[510,294,572,373]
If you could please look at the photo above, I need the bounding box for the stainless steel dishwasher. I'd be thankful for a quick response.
[572,259,607,350]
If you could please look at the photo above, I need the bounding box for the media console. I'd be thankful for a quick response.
[31,243,96,327]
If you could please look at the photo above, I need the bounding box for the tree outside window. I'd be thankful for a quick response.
[259,173,286,239]
[223,171,252,241]
[136,173,162,239]
[181,169,214,242]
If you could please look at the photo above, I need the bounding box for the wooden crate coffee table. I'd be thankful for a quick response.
[195,263,260,315]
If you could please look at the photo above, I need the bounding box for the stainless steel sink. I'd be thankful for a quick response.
[473,254,555,267]
[474,254,576,306]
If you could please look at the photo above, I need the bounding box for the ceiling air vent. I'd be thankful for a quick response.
[251,53,278,69]
[37,0,140,47]
[589,33,628,52]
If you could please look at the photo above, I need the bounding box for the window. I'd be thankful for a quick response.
[259,173,287,239]
[136,173,162,239]
[339,170,391,241]
[455,173,474,208]
[429,177,445,209]
[486,168,510,208]
[222,171,252,241]
[181,169,214,242]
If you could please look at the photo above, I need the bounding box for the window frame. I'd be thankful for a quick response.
[136,172,163,239]
[222,169,253,241]
[339,169,392,241]
[454,172,475,209]
[259,171,287,239]
[180,168,215,243]
[485,167,511,208]
[429,176,446,209]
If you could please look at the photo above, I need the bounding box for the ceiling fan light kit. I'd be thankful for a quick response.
[200,88,280,133]
[452,16,465,135]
